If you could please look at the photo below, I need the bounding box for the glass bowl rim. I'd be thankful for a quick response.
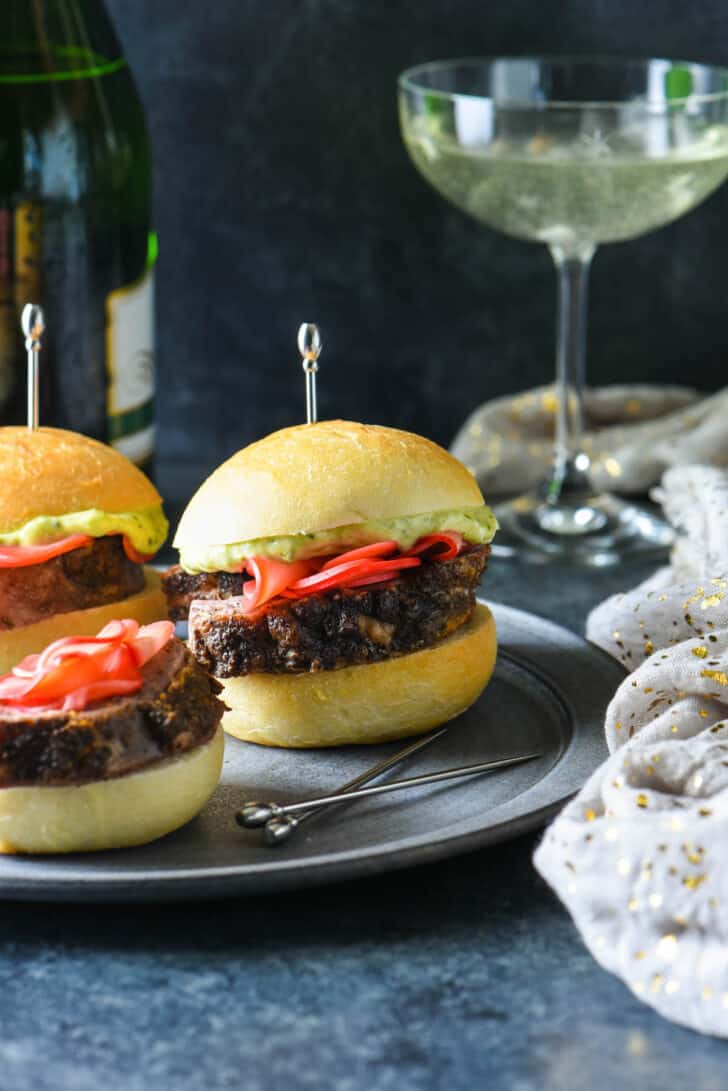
[398,54,728,109]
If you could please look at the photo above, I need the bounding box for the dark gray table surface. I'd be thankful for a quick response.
[1,465,725,1091]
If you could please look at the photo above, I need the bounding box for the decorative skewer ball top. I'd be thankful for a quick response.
[21,303,44,433]
[297,322,321,425]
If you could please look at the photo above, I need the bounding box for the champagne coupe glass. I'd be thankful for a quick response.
[399,57,728,564]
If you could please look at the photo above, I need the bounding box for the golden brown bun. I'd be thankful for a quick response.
[221,604,497,748]
[0,426,161,533]
[174,420,484,549]
[0,568,168,674]
[0,727,224,855]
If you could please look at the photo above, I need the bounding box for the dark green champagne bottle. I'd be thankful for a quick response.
[0,0,155,468]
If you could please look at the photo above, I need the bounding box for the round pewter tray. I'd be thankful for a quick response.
[0,602,624,902]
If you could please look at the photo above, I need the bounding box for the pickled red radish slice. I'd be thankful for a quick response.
[0,533,157,569]
[237,533,466,612]
[0,619,175,713]
[0,534,94,568]
[240,556,319,613]
[405,532,463,561]
[320,541,399,569]
[287,555,421,595]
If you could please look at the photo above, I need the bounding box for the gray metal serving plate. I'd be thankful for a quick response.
[0,601,624,902]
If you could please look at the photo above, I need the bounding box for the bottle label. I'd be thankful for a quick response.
[106,267,155,464]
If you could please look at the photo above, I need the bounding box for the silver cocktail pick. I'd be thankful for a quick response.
[297,322,321,424]
[238,725,450,844]
[237,750,542,846]
[21,303,45,431]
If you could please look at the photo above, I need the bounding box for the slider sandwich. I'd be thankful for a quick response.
[0,427,169,672]
[0,619,225,853]
[165,420,498,747]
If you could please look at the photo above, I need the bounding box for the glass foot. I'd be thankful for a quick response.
[491,490,674,566]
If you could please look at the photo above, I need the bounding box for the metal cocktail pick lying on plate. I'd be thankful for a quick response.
[238,725,450,845]
[236,734,541,846]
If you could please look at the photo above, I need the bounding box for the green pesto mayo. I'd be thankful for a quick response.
[0,505,168,556]
[180,505,498,574]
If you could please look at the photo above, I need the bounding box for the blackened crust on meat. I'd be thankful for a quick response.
[0,639,225,788]
[187,545,489,678]
[0,537,145,630]
[163,566,246,621]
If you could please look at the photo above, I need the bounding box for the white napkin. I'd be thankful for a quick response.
[451,384,728,496]
[587,465,728,671]
[534,464,728,1037]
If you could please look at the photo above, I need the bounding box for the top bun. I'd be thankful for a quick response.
[174,420,484,548]
[0,427,161,534]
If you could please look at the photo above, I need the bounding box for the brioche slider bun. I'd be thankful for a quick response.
[221,604,496,748]
[0,426,162,531]
[175,421,497,748]
[0,727,224,855]
[174,419,485,554]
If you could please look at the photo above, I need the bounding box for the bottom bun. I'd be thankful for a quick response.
[0,567,168,675]
[0,726,224,855]
[221,603,497,748]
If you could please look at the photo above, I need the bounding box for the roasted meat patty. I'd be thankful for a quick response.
[175,545,489,678]
[0,639,225,787]
[0,536,144,631]
[163,566,249,622]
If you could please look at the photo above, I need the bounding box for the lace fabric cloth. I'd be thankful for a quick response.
[534,464,728,1037]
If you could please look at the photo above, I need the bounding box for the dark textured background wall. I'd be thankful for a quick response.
[105,0,728,470]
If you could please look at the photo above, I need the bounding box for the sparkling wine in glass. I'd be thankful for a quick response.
[399,57,728,563]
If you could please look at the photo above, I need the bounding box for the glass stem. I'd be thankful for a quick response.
[547,242,596,504]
